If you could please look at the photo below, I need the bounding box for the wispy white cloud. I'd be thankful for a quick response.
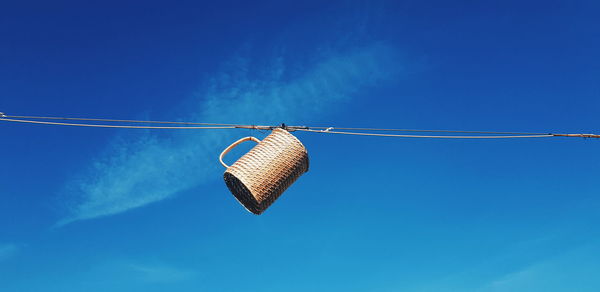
[58,43,402,225]
[82,259,197,285]
[0,243,18,261]
[403,238,600,292]
[127,262,196,283]
[480,243,600,292]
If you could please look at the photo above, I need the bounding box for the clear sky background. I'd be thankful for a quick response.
[1,1,599,291]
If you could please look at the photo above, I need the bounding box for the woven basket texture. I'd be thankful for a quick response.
[224,128,309,214]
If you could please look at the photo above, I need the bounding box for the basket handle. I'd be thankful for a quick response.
[219,136,261,168]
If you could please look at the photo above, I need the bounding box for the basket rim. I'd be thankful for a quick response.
[272,128,309,154]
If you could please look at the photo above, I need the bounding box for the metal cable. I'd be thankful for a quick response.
[4,115,240,127]
[296,128,555,139]
[306,126,550,136]
[0,118,236,129]
[1,113,597,138]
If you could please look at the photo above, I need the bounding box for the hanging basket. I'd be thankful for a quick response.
[219,128,309,214]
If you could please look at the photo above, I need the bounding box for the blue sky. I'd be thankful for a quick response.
[1,1,599,291]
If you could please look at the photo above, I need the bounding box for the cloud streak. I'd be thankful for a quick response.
[128,262,196,283]
[58,43,402,225]
[480,243,600,292]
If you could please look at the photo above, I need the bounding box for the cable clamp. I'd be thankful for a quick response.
[279,123,296,132]
[280,124,310,132]
[0,112,6,118]
[323,127,334,132]
[554,133,600,138]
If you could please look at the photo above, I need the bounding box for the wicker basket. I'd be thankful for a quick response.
[219,128,309,214]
